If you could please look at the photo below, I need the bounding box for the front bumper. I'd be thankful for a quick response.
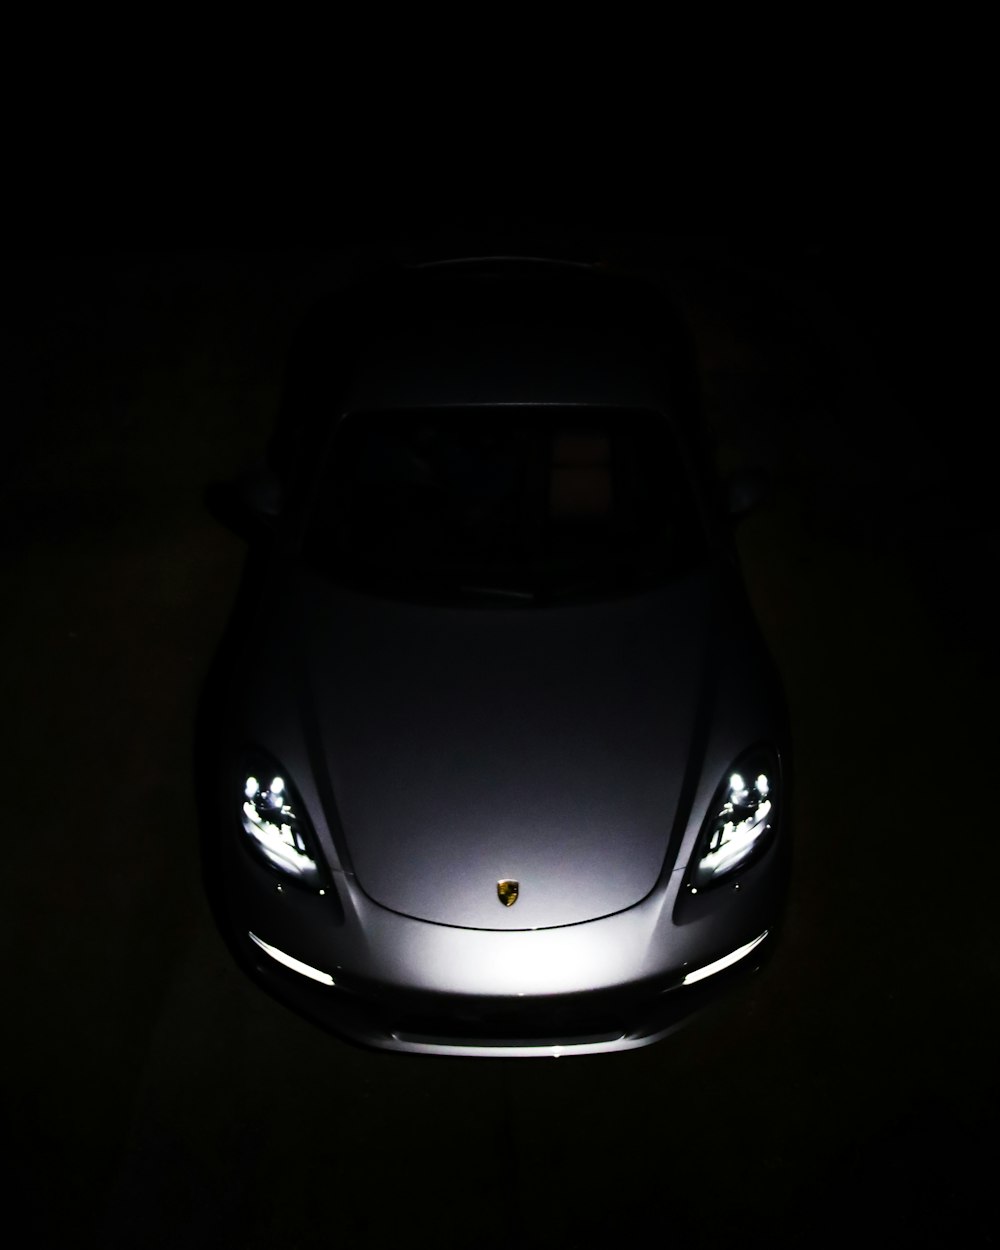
[210,816,788,1057]
[242,924,773,1057]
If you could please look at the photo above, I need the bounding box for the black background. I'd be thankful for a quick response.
[6,227,997,1247]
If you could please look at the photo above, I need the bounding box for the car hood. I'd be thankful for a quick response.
[297,572,716,930]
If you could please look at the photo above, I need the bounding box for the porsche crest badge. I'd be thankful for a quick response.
[497,879,519,907]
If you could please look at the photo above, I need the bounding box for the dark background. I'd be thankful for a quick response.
[5,231,997,1248]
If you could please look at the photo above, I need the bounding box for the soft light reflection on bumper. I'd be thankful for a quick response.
[681,930,768,985]
[249,931,336,986]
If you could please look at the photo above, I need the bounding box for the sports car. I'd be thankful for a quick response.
[198,255,791,1056]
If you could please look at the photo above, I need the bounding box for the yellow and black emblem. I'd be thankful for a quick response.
[497,879,519,907]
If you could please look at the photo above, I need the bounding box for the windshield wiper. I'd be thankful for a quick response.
[458,584,536,601]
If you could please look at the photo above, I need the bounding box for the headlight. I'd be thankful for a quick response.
[690,748,778,890]
[240,758,322,888]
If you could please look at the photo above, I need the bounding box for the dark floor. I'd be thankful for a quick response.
[5,238,997,1248]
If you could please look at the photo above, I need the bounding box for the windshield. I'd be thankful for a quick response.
[303,408,706,602]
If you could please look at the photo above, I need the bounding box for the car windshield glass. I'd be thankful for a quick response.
[302,408,706,602]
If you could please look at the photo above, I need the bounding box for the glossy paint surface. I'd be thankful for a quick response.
[208,258,791,1052]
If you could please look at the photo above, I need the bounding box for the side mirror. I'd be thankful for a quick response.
[725,466,771,519]
[205,464,284,542]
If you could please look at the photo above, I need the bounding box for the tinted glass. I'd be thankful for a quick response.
[304,408,705,602]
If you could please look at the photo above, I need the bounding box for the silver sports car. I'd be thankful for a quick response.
[199,255,791,1056]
